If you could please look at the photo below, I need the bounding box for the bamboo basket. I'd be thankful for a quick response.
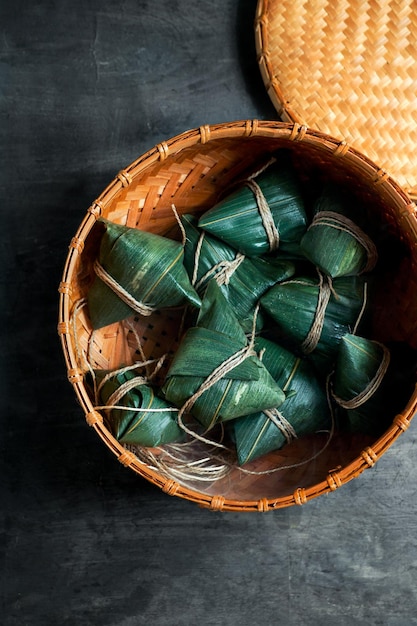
[58,120,417,512]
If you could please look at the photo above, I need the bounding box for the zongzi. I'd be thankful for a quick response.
[331,334,392,437]
[162,281,286,430]
[233,337,331,465]
[182,213,295,331]
[260,272,368,374]
[198,158,307,257]
[300,185,378,277]
[88,219,201,329]
[97,368,185,446]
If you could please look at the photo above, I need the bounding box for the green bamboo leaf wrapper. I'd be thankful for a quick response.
[97,369,185,446]
[166,327,261,381]
[233,337,331,465]
[197,159,307,257]
[331,334,391,437]
[88,219,201,329]
[260,274,367,374]
[182,214,295,331]
[162,281,286,429]
[195,275,248,343]
[300,185,378,278]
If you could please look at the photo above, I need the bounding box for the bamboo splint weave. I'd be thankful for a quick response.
[255,0,417,196]
[58,120,417,512]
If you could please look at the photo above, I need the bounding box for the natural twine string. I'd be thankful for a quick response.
[95,355,167,405]
[244,156,280,252]
[301,272,333,355]
[125,442,232,482]
[331,342,391,410]
[263,408,298,444]
[127,402,335,481]
[282,271,336,355]
[245,178,280,252]
[191,231,245,290]
[171,204,187,247]
[259,356,301,445]
[106,375,148,408]
[191,232,205,286]
[246,157,276,181]
[352,281,368,336]
[281,271,368,356]
[197,253,246,289]
[177,345,255,418]
[124,318,153,378]
[93,259,154,316]
[308,211,378,274]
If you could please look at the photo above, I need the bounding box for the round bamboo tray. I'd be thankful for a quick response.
[255,0,417,197]
[58,120,417,512]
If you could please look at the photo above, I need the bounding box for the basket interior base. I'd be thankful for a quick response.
[208,433,372,500]
[139,431,375,501]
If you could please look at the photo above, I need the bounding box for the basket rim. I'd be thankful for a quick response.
[254,0,417,199]
[58,119,417,512]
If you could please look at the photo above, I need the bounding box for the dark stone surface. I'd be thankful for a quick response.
[1,1,417,624]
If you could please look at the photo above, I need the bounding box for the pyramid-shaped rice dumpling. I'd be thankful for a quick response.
[198,157,307,257]
[97,369,185,446]
[331,334,392,437]
[182,214,295,331]
[233,337,331,465]
[88,219,201,329]
[260,273,368,373]
[162,281,286,430]
[300,185,378,278]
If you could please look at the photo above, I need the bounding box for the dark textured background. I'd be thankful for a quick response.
[2,1,417,624]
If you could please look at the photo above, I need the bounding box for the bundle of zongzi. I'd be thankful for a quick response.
[88,219,201,329]
[162,281,286,430]
[260,273,368,373]
[97,368,185,446]
[198,158,307,257]
[182,214,295,331]
[300,185,378,278]
[233,337,331,465]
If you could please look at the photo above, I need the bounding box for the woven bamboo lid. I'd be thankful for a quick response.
[255,0,417,197]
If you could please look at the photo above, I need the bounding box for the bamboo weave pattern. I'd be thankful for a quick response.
[256,0,417,194]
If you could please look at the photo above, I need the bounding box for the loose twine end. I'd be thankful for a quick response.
[171,204,187,247]
[192,230,246,291]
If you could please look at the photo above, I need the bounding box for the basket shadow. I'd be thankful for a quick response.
[236,0,278,119]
